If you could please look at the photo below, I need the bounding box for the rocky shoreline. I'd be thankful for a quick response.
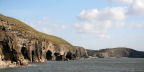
[0,14,144,68]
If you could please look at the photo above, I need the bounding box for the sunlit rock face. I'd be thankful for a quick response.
[0,14,88,67]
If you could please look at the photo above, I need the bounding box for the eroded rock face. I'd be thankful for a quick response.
[0,17,88,67]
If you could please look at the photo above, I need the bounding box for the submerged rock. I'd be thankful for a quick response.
[0,14,88,67]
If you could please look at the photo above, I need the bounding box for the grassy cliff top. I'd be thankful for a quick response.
[98,47,135,52]
[0,14,72,47]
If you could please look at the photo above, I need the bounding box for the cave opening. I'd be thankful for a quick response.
[54,52,59,56]
[32,50,34,62]
[54,52,61,61]
[21,47,29,60]
[11,49,17,62]
[66,52,72,60]
[46,50,52,60]
[2,42,16,61]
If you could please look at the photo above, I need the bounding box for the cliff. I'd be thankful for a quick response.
[87,47,144,58]
[0,14,88,67]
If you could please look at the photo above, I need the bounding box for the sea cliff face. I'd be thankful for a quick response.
[0,14,88,67]
[87,47,144,58]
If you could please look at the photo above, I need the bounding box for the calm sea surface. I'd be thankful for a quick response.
[0,58,144,72]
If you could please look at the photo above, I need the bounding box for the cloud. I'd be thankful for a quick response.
[53,24,67,30]
[129,22,144,28]
[75,7,126,34]
[75,0,144,37]
[107,0,133,4]
[107,0,144,16]
[23,17,67,35]
[60,25,67,29]
[98,34,111,39]
[127,0,144,16]
[22,17,50,28]
[74,21,112,33]
[42,28,53,35]
[78,7,126,21]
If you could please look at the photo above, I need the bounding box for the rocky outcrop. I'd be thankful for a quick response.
[0,14,88,68]
[87,47,144,58]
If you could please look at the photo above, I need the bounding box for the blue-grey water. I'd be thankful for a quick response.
[0,58,144,72]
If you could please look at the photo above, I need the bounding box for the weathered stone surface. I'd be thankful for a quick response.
[0,14,88,67]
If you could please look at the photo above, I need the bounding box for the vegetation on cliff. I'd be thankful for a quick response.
[0,14,88,67]
[0,14,72,47]
[87,47,144,58]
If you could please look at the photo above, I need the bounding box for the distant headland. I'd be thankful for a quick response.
[0,14,144,68]
[87,47,144,58]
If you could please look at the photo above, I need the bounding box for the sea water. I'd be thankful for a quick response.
[0,58,144,72]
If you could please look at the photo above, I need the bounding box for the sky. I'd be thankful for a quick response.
[0,0,144,51]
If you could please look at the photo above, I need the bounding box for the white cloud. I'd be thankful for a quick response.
[42,28,53,35]
[107,0,133,4]
[53,24,67,30]
[60,25,67,29]
[78,7,126,21]
[74,21,112,33]
[23,17,51,28]
[129,22,144,28]
[107,0,144,16]
[98,34,111,39]
[42,17,48,21]
[127,0,144,16]
[108,0,144,16]
[23,17,67,35]
[75,0,144,36]
[75,7,126,34]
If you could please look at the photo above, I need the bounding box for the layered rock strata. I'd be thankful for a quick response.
[0,14,88,67]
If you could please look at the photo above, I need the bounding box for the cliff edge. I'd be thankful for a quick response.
[0,14,88,67]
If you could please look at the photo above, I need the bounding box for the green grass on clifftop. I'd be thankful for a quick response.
[0,14,72,47]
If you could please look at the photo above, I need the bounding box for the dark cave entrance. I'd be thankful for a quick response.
[54,52,61,61]
[21,47,29,60]
[2,42,17,61]
[54,52,59,56]
[46,50,52,60]
[32,50,34,62]
[66,52,72,60]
